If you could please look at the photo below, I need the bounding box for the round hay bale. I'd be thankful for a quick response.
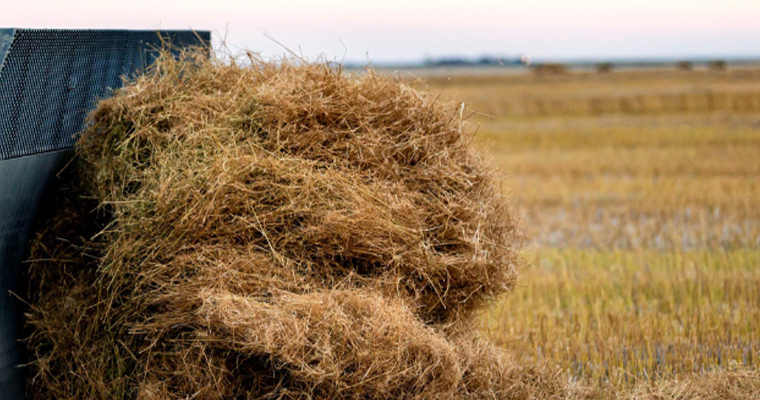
[24,51,527,399]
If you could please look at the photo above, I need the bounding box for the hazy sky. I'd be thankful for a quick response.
[2,0,759,62]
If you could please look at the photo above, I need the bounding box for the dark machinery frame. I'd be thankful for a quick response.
[0,28,210,400]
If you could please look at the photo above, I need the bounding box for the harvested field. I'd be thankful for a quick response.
[421,68,760,397]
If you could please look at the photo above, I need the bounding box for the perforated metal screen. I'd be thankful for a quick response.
[0,29,209,400]
[0,29,210,160]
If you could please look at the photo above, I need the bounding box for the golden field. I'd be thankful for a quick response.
[420,68,760,394]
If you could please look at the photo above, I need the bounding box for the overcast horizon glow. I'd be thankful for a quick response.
[2,0,759,63]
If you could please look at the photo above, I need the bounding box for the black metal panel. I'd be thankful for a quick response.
[0,29,210,400]
[0,29,210,160]
[0,150,72,400]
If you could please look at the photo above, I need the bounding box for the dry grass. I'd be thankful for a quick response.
[420,69,760,117]
[22,50,540,399]
[620,366,760,400]
[483,249,760,388]
[420,68,760,398]
[480,120,760,250]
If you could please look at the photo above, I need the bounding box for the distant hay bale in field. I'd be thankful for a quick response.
[676,61,693,71]
[595,62,613,73]
[708,60,727,71]
[24,50,529,399]
[532,63,568,75]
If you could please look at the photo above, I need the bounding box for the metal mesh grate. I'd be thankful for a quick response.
[0,29,210,160]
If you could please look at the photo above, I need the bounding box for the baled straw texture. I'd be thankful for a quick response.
[25,50,530,399]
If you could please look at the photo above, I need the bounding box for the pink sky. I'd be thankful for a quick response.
[2,0,759,62]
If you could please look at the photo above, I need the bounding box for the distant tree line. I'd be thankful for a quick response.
[411,57,735,72]
[423,56,524,67]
